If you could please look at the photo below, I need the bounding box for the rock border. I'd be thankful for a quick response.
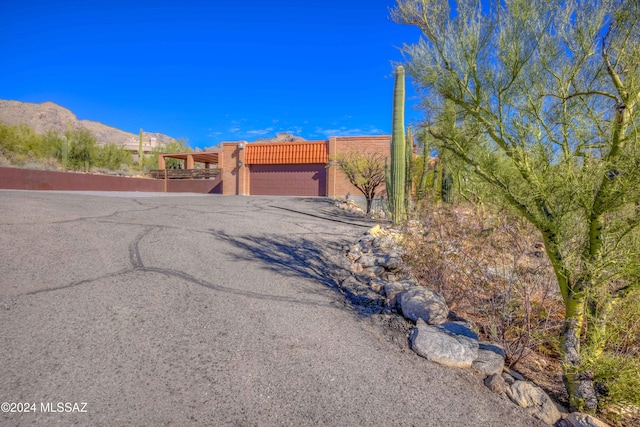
[334,224,611,427]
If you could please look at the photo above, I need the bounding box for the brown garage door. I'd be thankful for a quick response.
[249,164,327,196]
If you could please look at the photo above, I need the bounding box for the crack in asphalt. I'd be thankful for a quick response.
[19,220,342,310]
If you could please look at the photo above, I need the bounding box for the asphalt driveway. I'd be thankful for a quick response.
[0,191,546,426]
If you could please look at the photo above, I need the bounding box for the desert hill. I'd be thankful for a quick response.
[0,100,175,153]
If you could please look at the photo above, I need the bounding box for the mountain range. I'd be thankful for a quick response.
[0,100,175,152]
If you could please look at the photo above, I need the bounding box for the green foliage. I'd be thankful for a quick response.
[393,0,640,412]
[94,143,133,170]
[405,125,414,210]
[0,121,136,173]
[67,128,97,171]
[388,65,407,223]
[336,149,386,215]
[143,139,192,170]
[0,122,59,166]
[0,122,56,159]
[60,136,68,170]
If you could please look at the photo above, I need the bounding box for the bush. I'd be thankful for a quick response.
[401,199,564,366]
[402,199,640,420]
[94,143,133,170]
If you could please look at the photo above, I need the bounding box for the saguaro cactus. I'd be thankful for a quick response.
[138,128,144,168]
[405,124,414,211]
[388,65,406,223]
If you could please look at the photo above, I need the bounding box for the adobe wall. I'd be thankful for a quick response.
[327,135,391,199]
[221,142,249,195]
[0,167,222,194]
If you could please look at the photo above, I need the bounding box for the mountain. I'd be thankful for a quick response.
[0,100,175,152]
[254,132,307,143]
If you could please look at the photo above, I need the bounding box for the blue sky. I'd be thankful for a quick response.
[0,0,424,149]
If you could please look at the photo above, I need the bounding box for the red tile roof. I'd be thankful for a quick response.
[245,141,328,164]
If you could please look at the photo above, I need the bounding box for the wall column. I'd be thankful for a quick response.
[237,143,248,195]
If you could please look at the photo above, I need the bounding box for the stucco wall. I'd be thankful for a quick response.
[0,167,222,194]
[327,135,391,198]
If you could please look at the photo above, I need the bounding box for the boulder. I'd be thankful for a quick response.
[473,342,506,376]
[438,321,478,340]
[383,281,413,308]
[361,266,385,278]
[358,254,376,268]
[374,253,403,270]
[410,319,479,369]
[502,372,516,385]
[484,373,507,395]
[507,368,525,381]
[555,412,611,427]
[400,287,449,325]
[506,380,562,425]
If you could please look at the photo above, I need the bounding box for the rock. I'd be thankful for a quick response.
[473,342,506,376]
[507,368,525,382]
[361,266,385,278]
[346,245,361,261]
[383,281,413,308]
[555,413,611,427]
[373,235,397,249]
[502,372,516,385]
[410,318,479,369]
[400,287,449,325]
[506,380,562,425]
[374,253,402,270]
[358,254,376,268]
[484,373,507,394]
[438,321,478,340]
[370,279,386,294]
[349,263,364,274]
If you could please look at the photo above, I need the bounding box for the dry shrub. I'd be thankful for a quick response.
[401,199,564,367]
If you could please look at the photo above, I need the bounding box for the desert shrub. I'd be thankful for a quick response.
[94,143,133,170]
[579,286,640,420]
[66,128,97,171]
[401,199,564,366]
[142,138,191,170]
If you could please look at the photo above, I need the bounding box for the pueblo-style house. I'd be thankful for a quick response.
[156,135,392,198]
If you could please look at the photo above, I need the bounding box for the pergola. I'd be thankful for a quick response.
[157,152,220,170]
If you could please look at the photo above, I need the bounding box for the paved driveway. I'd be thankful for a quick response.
[0,191,545,426]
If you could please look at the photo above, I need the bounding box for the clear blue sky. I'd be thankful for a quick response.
[0,0,425,149]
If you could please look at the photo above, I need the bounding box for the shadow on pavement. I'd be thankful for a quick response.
[211,230,389,316]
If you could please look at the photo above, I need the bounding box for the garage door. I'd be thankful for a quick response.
[249,164,327,196]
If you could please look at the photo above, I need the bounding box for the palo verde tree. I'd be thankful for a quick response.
[336,149,386,215]
[393,0,640,412]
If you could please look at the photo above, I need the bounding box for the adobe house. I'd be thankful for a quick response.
[157,135,392,198]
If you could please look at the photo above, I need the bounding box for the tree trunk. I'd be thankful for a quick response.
[561,279,598,412]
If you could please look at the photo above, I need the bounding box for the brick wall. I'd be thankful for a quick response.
[327,135,391,198]
[221,142,249,195]
[219,136,392,198]
[0,167,222,193]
